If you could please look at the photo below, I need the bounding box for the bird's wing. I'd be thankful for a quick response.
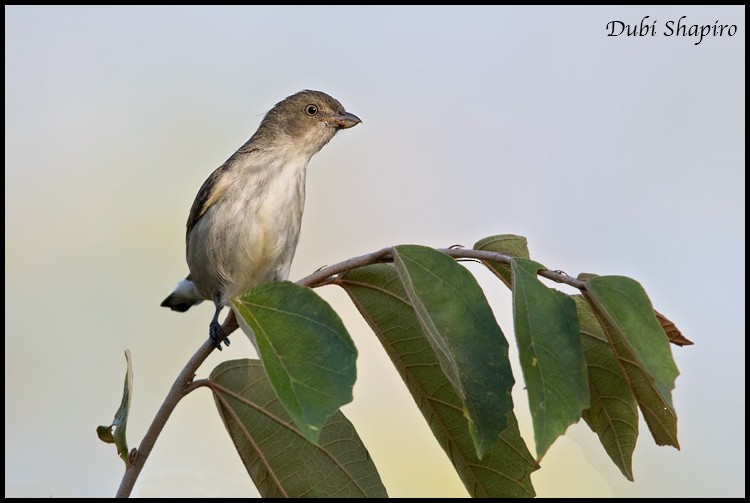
[186,164,230,239]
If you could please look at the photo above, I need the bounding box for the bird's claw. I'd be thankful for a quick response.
[209,321,230,350]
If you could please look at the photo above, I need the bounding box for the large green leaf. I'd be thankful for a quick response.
[581,275,680,448]
[96,350,133,466]
[232,281,357,444]
[511,258,589,459]
[339,264,537,497]
[210,359,387,498]
[573,295,638,481]
[585,276,680,408]
[391,245,515,459]
[474,234,530,288]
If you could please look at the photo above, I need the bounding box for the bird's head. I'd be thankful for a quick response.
[257,90,361,156]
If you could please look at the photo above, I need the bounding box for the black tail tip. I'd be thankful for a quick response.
[161,295,193,313]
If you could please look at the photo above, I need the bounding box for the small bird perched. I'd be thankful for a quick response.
[161,90,361,349]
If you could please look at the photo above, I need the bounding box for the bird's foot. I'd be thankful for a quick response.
[209,321,231,350]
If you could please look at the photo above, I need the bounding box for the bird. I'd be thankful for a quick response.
[161,90,361,350]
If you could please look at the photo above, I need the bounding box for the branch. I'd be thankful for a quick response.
[115,244,584,496]
[296,246,587,290]
[220,246,585,341]
[115,340,215,497]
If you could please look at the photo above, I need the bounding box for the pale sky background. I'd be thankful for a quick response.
[5,5,744,498]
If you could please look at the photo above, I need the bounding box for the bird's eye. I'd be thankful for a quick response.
[305,104,318,116]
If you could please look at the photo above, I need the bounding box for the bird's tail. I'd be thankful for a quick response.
[161,276,204,312]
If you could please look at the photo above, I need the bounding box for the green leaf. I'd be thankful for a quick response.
[390,245,514,459]
[573,295,638,481]
[581,275,680,448]
[580,273,694,348]
[232,281,357,444]
[210,359,387,498]
[340,264,537,497]
[511,258,589,459]
[96,350,133,466]
[474,234,530,288]
[585,276,679,403]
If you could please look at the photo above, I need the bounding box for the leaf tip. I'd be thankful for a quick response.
[96,425,115,444]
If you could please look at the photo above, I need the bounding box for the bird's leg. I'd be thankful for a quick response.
[209,301,231,350]
[209,306,224,350]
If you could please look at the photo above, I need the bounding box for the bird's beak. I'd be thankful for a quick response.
[329,111,361,129]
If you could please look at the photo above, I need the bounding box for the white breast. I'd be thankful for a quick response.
[188,151,308,305]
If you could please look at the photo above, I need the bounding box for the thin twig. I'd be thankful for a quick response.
[296,246,587,290]
[296,246,394,288]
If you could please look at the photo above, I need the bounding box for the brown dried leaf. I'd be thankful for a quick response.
[655,310,694,346]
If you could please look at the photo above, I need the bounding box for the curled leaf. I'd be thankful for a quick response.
[96,350,133,466]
